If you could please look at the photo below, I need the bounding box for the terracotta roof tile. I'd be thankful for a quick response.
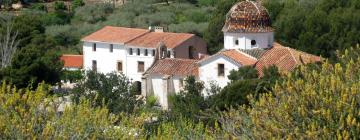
[223,1,273,33]
[82,26,149,44]
[145,58,199,76]
[60,55,83,68]
[127,32,194,49]
[200,49,258,66]
[255,42,321,76]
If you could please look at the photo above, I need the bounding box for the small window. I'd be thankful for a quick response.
[145,49,148,56]
[137,48,140,56]
[251,40,257,46]
[117,61,123,72]
[189,46,195,59]
[93,43,96,52]
[138,61,145,72]
[218,64,225,77]
[110,44,113,52]
[92,60,97,71]
[129,48,133,55]
[152,50,155,56]
[235,40,239,45]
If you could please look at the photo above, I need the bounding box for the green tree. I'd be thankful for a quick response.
[228,65,258,81]
[169,76,206,119]
[72,71,142,114]
[71,0,85,10]
[1,35,63,88]
[203,0,237,54]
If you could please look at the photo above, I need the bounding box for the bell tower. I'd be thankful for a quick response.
[222,0,274,50]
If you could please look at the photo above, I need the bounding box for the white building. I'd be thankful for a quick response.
[81,26,207,92]
[141,0,321,109]
[142,58,198,109]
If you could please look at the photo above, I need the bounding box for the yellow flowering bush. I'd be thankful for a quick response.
[0,82,138,139]
[219,47,360,139]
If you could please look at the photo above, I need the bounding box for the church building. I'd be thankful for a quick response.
[141,0,321,109]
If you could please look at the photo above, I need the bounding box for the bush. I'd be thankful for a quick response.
[71,0,85,10]
[0,82,131,139]
[72,3,114,24]
[169,76,206,120]
[71,71,143,114]
[218,47,360,139]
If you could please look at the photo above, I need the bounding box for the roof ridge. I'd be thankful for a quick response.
[236,49,258,60]
[124,30,151,44]
[285,47,298,64]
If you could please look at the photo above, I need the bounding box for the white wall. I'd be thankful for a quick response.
[199,55,241,90]
[224,32,274,50]
[83,41,156,82]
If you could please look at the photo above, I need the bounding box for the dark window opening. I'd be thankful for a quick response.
[235,40,239,45]
[138,61,144,72]
[110,44,113,52]
[134,81,142,95]
[251,40,257,46]
[218,64,225,77]
[117,61,122,72]
[145,49,148,56]
[93,43,96,52]
[137,48,140,55]
[167,51,171,58]
[152,50,155,56]
[189,46,195,59]
[92,60,97,71]
[129,48,133,55]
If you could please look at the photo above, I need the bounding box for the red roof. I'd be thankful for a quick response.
[127,32,194,49]
[255,42,321,76]
[82,26,196,48]
[145,58,199,76]
[82,26,149,44]
[199,49,258,66]
[60,55,83,68]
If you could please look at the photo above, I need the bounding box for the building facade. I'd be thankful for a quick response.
[141,0,321,109]
[82,26,207,83]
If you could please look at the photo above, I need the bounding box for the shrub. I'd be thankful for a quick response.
[71,71,143,114]
[218,47,360,139]
[169,76,206,120]
[72,3,113,24]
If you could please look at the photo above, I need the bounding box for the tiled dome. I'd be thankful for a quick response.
[222,0,273,33]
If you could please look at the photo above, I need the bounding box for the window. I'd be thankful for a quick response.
[138,61,144,72]
[117,61,123,72]
[137,48,140,55]
[235,39,239,45]
[110,44,113,52]
[152,50,155,56]
[145,49,148,56]
[129,48,133,55]
[251,40,257,46]
[92,60,97,71]
[167,50,171,58]
[189,46,195,59]
[218,64,225,77]
[93,43,96,52]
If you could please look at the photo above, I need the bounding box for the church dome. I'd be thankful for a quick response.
[222,0,273,33]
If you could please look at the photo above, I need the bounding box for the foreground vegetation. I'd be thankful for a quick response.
[0,47,359,139]
[0,0,360,138]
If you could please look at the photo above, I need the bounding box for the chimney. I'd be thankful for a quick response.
[154,26,164,33]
